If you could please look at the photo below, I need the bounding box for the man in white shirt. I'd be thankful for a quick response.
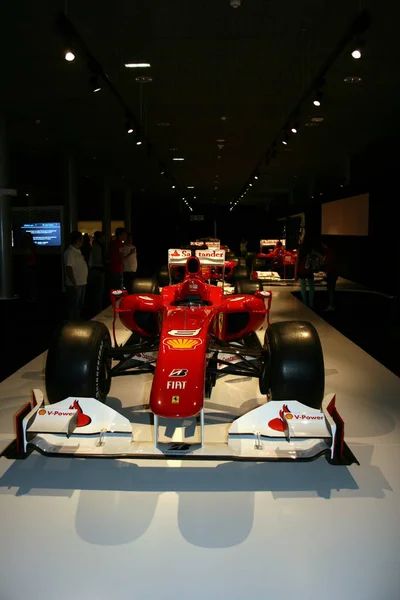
[123,233,137,294]
[64,231,88,320]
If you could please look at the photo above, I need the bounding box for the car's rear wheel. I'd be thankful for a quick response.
[234,279,263,294]
[157,266,170,287]
[232,265,249,281]
[131,278,160,295]
[261,321,324,409]
[46,321,112,405]
[253,257,267,271]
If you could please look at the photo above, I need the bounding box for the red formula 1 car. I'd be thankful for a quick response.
[252,239,298,284]
[7,256,355,465]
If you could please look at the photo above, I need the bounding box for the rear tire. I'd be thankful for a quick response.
[157,266,170,287]
[232,266,249,281]
[234,279,263,294]
[262,321,324,409]
[46,321,112,405]
[131,278,160,295]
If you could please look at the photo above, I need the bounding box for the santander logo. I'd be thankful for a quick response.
[268,404,291,432]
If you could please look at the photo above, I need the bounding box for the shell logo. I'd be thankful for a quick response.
[164,337,202,350]
[38,409,46,415]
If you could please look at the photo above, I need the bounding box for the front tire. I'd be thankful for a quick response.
[261,321,325,409]
[46,321,112,405]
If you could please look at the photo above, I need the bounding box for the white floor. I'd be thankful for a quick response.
[0,286,400,600]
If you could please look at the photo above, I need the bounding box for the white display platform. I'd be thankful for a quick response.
[1,287,400,600]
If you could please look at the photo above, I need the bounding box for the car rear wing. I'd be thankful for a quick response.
[167,248,226,283]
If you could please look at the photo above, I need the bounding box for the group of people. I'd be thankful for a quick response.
[63,227,137,321]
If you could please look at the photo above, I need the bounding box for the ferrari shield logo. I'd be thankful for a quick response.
[172,396,180,404]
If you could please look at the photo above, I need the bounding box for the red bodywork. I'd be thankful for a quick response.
[114,257,269,419]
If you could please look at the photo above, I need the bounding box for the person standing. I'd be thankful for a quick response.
[64,231,88,320]
[109,227,135,290]
[296,231,324,309]
[123,233,137,294]
[87,230,106,315]
[81,233,92,265]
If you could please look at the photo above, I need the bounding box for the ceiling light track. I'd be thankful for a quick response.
[236,9,371,211]
[54,11,183,199]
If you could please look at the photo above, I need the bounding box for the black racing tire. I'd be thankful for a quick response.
[253,257,267,271]
[262,321,325,409]
[131,278,160,295]
[157,266,170,287]
[232,266,249,281]
[234,279,263,294]
[46,321,112,405]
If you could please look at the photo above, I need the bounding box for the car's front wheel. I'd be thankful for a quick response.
[45,321,112,405]
[261,321,325,409]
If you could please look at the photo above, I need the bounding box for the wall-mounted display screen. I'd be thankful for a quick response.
[21,222,61,246]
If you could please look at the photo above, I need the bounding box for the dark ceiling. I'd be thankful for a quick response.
[1,0,399,209]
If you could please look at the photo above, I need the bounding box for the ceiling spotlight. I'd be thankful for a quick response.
[90,76,101,93]
[127,125,134,134]
[135,76,153,83]
[65,50,75,62]
[282,133,289,146]
[172,185,176,189]
[173,157,184,161]
[124,63,151,68]
[313,90,323,107]
[351,41,364,60]
[249,183,253,187]
[291,123,299,134]
[136,138,142,146]
[344,76,362,84]
[187,186,195,189]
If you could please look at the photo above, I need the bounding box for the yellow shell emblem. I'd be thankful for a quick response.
[164,338,202,350]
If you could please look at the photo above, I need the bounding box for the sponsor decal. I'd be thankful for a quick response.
[167,328,201,337]
[196,249,224,259]
[167,381,187,390]
[164,338,202,350]
[268,405,291,432]
[135,352,156,360]
[169,369,188,377]
[169,249,191,258]
[188,281,199,291]
[218,313,223,335]
[268,404,324,432]
[171,395,180,404]
[38,400,91,428]
[69,400,92,427]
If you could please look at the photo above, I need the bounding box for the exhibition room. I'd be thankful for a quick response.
[0,2,399,599]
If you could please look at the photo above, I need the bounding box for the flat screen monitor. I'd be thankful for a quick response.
[21,222,62,247]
